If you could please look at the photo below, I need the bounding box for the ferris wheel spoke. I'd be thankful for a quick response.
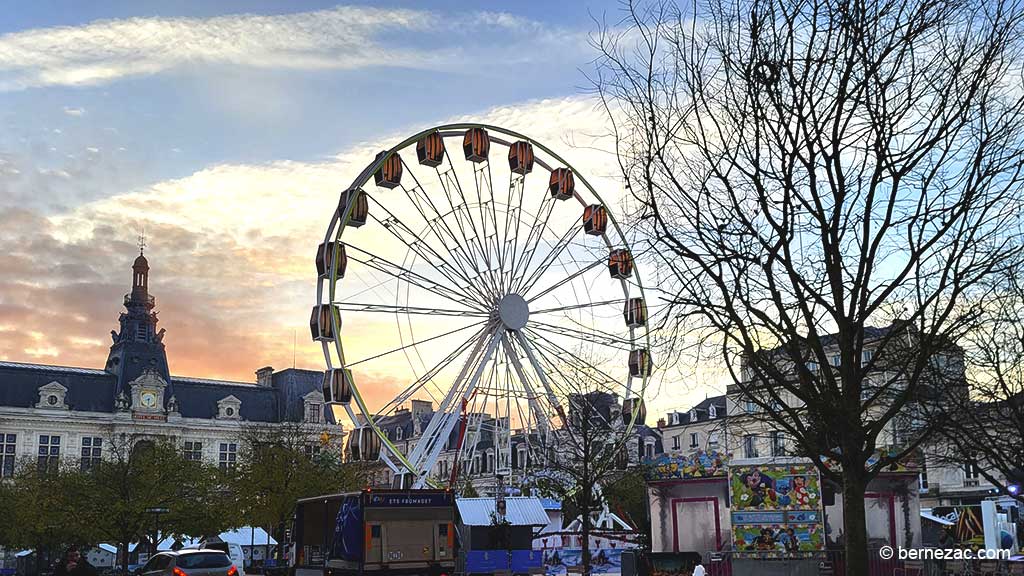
[375,322,489,420]
[531,298,628,315]
[520,332,618,431]
[524,327,626,399]
[498,175,525,289]
[438,151,502,298]
[527,319,633,352]
[366,199,490,305]
[397,159,489,292]
[346,245,487,311]
[525,257,603,304]
[514,218,585,296]
[508,194,556,293]
[346,319,486,368]
[331,302,488,318]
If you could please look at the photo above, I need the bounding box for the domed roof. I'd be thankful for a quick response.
[133,253,149,269]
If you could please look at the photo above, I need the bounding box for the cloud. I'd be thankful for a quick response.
[0,6,587,91]
[0,95,707,416]
[63,106,85,116]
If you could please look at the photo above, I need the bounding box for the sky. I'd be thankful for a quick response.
[0,1,722,419]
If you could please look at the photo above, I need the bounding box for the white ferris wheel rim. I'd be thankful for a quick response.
[314,122,651,487]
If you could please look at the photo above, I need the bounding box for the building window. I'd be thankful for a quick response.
[708,432,720,448]
[136,324,148,341]
[304,444,321,458]
[689,433,699,448]
[963,461,981,486]
[689,410,697,422]
[670,413,680,425]
[518,447,527,469]
[831,354,841,366]
[709,405,717,419]
[38,434,60,471]
[743,435,759,458]
[80,437,102,471]
[672,436,680,450]
[396,427,403,441]
[1,433,15,478]
[644,440,655,459]
[306,403,322,423]
[487,452,494,473]
[744,399,758,413]
[771,431,787,457]
[863,350,874,364]
[184,441,203,461]
[219,443,237,471]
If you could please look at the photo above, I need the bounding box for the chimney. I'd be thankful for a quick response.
[411,399,433,436]
[256,366,274,387]
[657,417,666,429]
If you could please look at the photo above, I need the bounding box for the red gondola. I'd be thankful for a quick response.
[629,349,653,378]
[316,242,348,279]
[417,131,445,167]
[508,141,535,175]
[583,204,608,236]
[373,151,403,189]
[463,128,490,163]
[609,249,633,279]
[622,397,648,426]
[624,297,647,328]
[339,189,368,227]
[309,304,338,342]
[322,368,353,404]
[549,168,575,200]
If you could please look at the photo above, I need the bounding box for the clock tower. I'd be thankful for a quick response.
[104,239,173,410]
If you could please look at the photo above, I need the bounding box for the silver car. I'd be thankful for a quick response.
[137,550,237,576]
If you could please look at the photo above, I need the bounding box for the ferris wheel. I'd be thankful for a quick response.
[312,124,651,489]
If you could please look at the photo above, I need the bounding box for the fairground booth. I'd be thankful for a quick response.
[645,450,923,575]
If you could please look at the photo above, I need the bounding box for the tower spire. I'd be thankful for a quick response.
[138,232,147,256]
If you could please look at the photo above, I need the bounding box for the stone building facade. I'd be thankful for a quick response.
[0,249,341,478]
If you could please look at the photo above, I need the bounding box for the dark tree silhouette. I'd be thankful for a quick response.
[593,0,1024,571]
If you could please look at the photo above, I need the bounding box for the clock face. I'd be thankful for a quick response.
[140,391,158,408]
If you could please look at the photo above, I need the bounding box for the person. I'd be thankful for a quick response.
[692,554,706,576]
[54,547,97,576]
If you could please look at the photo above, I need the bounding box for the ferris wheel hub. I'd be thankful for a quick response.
[497,293,529,330]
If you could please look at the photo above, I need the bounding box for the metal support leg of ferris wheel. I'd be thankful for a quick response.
[411,334,501,488]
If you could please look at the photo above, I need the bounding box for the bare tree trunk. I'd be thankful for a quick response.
[841,471,869,576]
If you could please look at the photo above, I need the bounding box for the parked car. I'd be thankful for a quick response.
[183,542,245,576]
[135,550,237,576]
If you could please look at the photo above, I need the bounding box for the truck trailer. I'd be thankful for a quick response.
[292,489,456,576]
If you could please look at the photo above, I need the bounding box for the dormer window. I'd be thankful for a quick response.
[709,405,717,419]
[36,382,69,410]
[303,390,326,424]
[396,427,403,440]
[670,413,680,425]
[689,409,697,422]
[216,395,242,420]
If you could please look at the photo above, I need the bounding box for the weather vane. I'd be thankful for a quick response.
[138,231,147,255]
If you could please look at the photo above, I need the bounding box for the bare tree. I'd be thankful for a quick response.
[529,384,634,576]
[593,0,1024,571]
[930,263,1024,502]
